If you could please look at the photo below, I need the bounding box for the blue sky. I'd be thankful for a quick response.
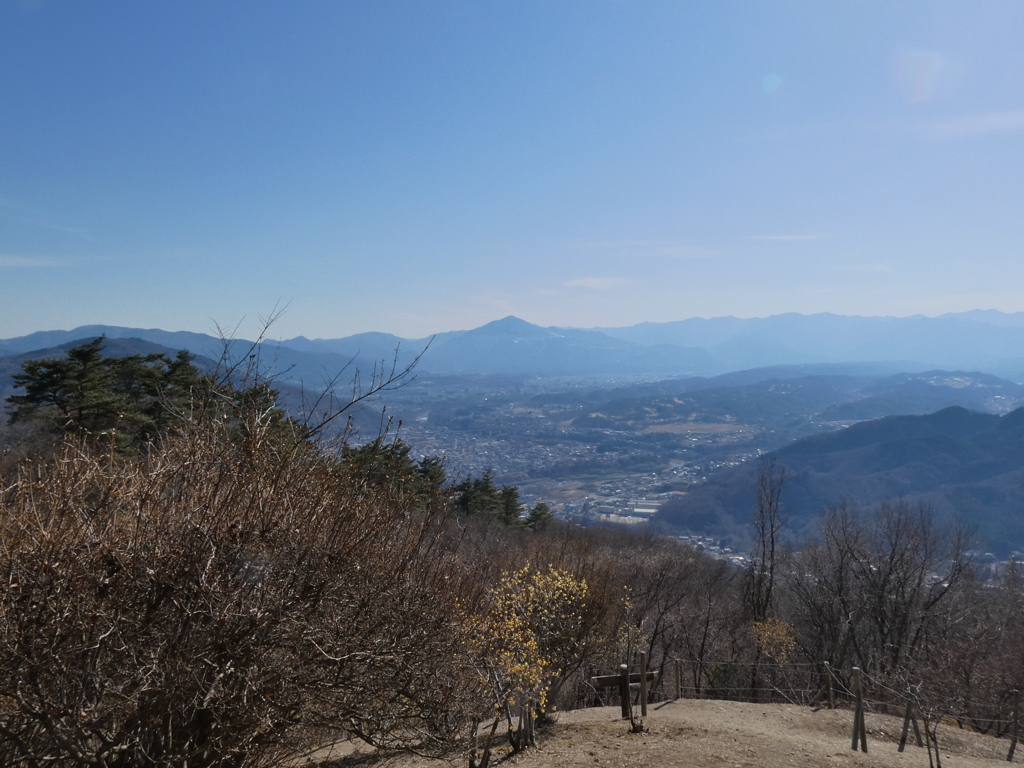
[2,1,1024,340]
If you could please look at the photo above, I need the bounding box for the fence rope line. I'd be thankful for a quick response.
[860,670,909,701]
[671,658,819,668]
[651,657,1022,754]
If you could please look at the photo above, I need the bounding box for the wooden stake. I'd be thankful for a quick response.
[851,667,867,753]
[924,712,936,768]
[1009,689,1020,762]
[825,661,834,710]
[900,686,915,752]
[618,663,630,720]
[911,686,924,747]
[640,651,649,717]
[675,659,682,700]
[860,704,868,753]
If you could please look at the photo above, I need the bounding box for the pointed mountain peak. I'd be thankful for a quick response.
[480,316,539,330]
[468,316,553,339]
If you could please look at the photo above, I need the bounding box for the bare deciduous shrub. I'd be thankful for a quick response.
[785,499,970,682]
[0,416,478,767]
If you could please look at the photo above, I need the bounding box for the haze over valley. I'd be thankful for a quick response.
[7,310,1024,555]
[6,4,1024,558]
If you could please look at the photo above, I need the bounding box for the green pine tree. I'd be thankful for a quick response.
[525,502,554,531]
[8,337,218,450]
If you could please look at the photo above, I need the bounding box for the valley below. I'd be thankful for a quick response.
[379,365,1024,556]
[6,315,1024,556]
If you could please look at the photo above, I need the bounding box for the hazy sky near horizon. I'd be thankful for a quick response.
[3,1,1024,340]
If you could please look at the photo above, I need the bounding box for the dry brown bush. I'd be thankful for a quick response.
[0,417,481,767]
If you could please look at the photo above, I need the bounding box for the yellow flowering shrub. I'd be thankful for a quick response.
[473,564,589,717]
[752,617,796,662]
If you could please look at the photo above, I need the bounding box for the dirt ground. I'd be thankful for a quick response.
[306,700,1017,768]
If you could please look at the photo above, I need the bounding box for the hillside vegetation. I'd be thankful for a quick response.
[4,344,1024,766]
[659,405,1024,553]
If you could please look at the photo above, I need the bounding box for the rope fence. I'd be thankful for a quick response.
[589,657,1024,761]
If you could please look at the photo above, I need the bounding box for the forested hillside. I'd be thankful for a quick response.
[659,405,1024,554]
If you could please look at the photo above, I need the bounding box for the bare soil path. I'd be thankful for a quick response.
[311,700,1016,768]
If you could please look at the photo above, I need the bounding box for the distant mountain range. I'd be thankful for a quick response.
[658,405,1024,556]
[4,310,1024,382]
[6,314,1024,553]
[597,311,1024,376]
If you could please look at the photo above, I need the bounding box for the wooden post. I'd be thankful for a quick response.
[850,668,861,752]
[1009,689,1020,762]
[912,711,924,747]
[639,651,649,717]
[899,687,915,752]
[911,686,924,747]
[824,661,834,710]
[675,659,682,700]
[850,667,867,753]
[618,664,630,719]
[858,672,869,754]
[591,667,659,719]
